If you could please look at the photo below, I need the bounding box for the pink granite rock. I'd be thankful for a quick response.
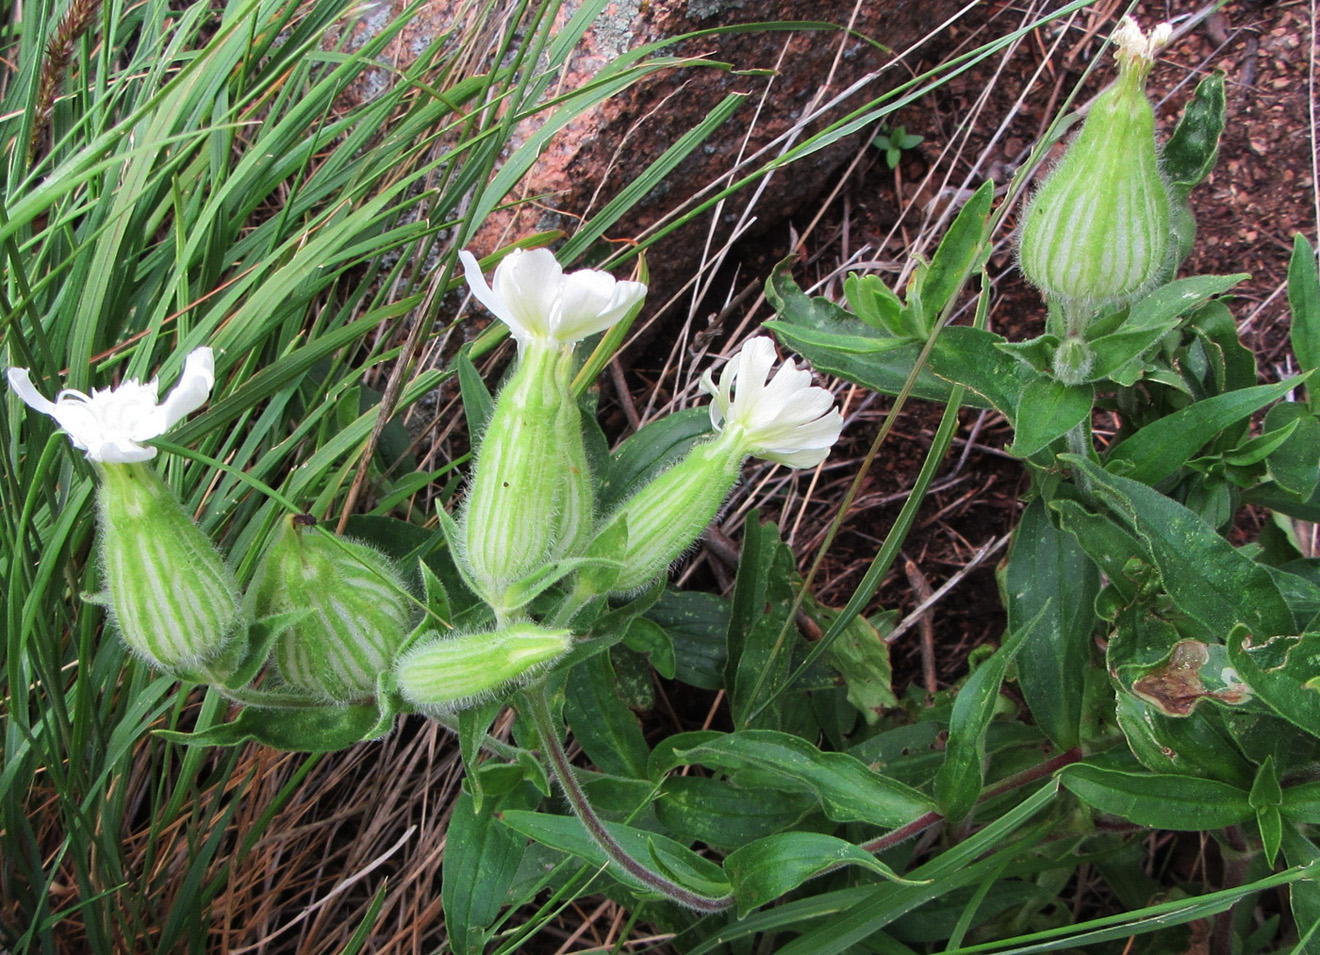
[332,0,959,308]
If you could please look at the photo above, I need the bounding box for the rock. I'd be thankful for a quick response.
[332,0,961,323]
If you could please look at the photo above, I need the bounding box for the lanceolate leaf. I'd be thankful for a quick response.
[920,179,994,317]
[1288,235,1320,400]
[497,810,732,900]
[1068,458,1295,641]
[1060,764,1252,830]
[1105,377,1303,485]
[724,832,924,917]
[1004,498,1096,749]
[650,729,935,829]
[442,791,527,955]
[155,701,393,752]
[934,606,1045,821]
[654,775,815,850]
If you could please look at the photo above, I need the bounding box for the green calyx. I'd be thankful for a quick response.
[587,431,743,595]
[394,624,572,714]
[1019,53,1170,312]
[95,462,242,676]
[462,343,595,610]
[251,515,413,703]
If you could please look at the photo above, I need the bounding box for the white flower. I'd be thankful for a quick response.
[459,248,647,348]
[7,347,215,464]
[700,336,843,469]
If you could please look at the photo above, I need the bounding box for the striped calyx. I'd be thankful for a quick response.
[1018,18,1172,311]
[587,432,743,595]
[394,625,572,714]
[96,462,242,674]
[461,343,593,610]
[251,515,412,702]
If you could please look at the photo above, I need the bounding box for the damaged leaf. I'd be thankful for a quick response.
[1130,640,1253,716]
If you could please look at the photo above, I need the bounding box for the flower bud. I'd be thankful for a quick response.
[251,515,412,702]
[96,462,242,674]
[1052,337,1095,385]
[1018,17,1172,310]
[394,624,572,714]
[587,436,742,595]
[461,345,593,608]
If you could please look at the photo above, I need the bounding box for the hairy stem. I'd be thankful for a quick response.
[521,687,733,913]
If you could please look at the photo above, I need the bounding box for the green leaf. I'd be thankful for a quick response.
[1282,780,1320,823]
[442,791,527,955]
[1289,235,1320,406]
[1051,497,1149,605]
[844,273,905,336]
[926,326,1034,421]
[1162,72,1226,190]
[1226,626,1320,739]
[724,832,925,917]
[1003,497,1096,749]
[654,775,814,850]
[650,729,935,829]
[1127,274,1249,331]
[821,607,898,725]
[456,349,495,440]
[1114,695,1253,784]
[1106,377,1302,485]
[1250,756,1283,809]
[765,266,984,407]
[934,606,1044,821]
[919,179,993,318]
[155,701,393,752]
[1069,458,1295,641]
[497,809,732,901]
[1008,378,1092,457]
[1264,402,1320,499]
[598,407,711,513]
[645,590,728,690]
[565,652,650,779]
[1060,763,1252,829]
[457,700,505,811]
[622,616,676,680]
[1282,824,1320,949]
[728,517,800,730]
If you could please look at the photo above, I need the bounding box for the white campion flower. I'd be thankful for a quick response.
[6,347,215,463]
[586,336,843,594]
[701,336,844,469]
[7,346,240,676]
[458,248,647,348]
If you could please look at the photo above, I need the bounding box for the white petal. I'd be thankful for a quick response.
[157,347,215,430]
[90,437,158,464]
[6,368,57,416]
[703,336,842,470]
[460,250,523,338]
[493,249,565,341]
[555,270,631,342]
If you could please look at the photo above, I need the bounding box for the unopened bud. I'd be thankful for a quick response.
[251,515,412,702]
[96,462,242,675]
[394,624,572,713]
[1052,337,1095,385]
[1019,17,1172,310]
[587,435,742,595]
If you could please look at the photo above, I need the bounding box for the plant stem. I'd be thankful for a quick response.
[521,686,733,913]
[859,747,1082,855]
